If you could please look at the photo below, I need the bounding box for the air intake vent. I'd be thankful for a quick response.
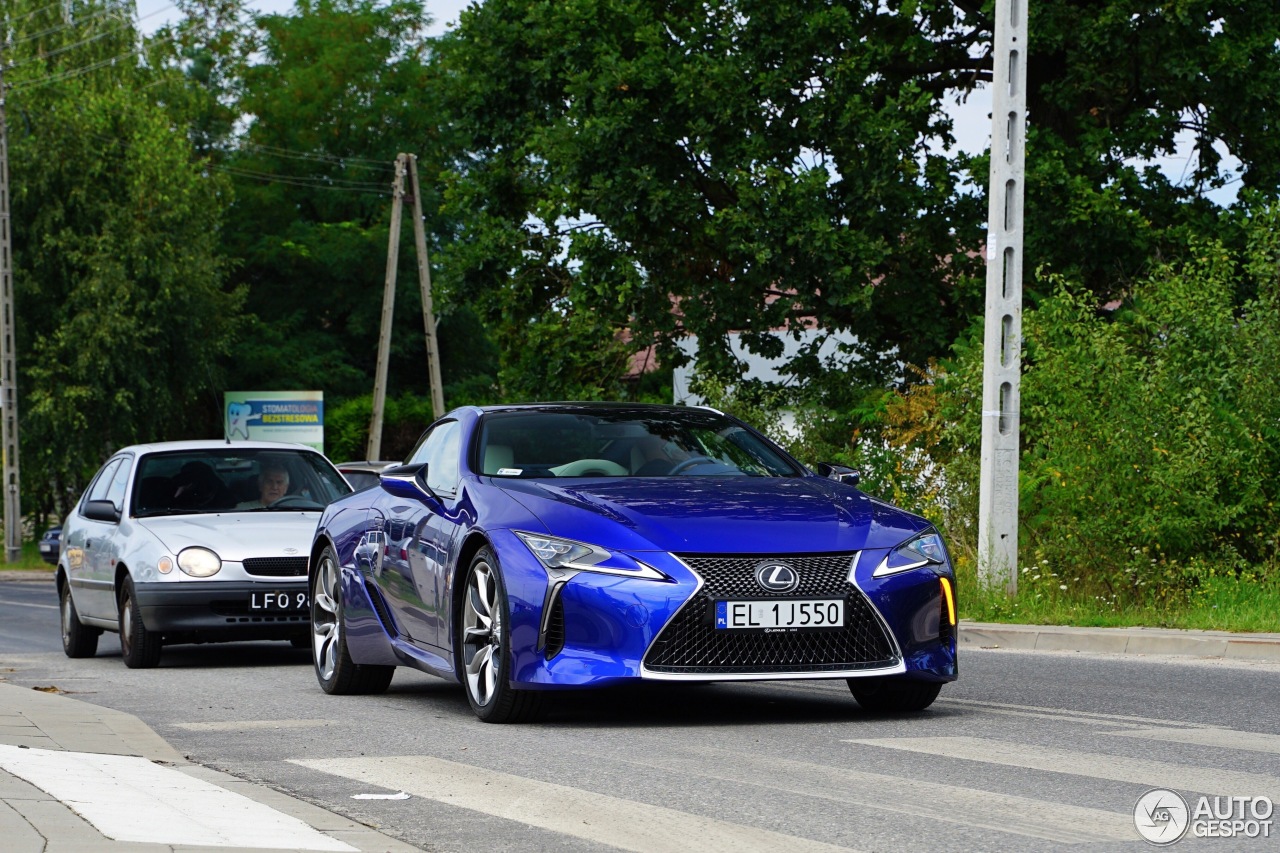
[543,596,565,660]
[243,557,308,577]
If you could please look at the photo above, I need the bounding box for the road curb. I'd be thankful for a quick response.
[960,621,1280,662]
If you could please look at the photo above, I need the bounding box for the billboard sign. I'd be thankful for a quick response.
[224,391,324,451]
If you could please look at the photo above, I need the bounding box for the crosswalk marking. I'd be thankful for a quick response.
[0,744,354,850]
[606,745,1133,843]
[936,697,1216,729]
[845,736,1280,801]
[292,754,858,853]
[1107,727,1280,755]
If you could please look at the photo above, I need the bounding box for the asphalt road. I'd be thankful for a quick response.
[3,579,1279,851]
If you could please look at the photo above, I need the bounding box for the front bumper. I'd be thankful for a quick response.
[134,580,309,641]
[497,535,957,689]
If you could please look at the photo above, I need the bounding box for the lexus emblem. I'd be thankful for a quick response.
[754,561,800,593]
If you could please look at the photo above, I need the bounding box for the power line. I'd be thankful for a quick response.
[9,27,182,90]
[217,164,392,190]
[233,141,395,170]
[213,165,393,195]
[5,3,163,48]
[5,4,177,70]
[5,0,84,27]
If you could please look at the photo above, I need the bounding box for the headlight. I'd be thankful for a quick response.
[514,532,665,580]
[177,547,222,578]
[873,530,950,578]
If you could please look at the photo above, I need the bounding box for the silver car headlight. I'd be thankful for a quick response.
[873,530,950,577]
[514,532,665,580]
[177,547,222,578]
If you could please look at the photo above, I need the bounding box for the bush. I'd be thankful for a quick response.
[879,205,1280,598]
[325,393,437,463]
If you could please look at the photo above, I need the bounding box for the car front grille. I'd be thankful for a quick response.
[642,553,898,675]
[243,557,309,577]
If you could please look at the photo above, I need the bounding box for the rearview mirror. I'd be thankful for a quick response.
[82,499,121,523]
[380,463,435,500]
[814,462,860,487]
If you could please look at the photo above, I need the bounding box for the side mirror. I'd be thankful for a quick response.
[814,462,860,487]
[83,499,121,523]
[380,463,435,500]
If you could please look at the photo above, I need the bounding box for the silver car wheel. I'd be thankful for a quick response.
[462,558,502,707]
[313,549,341,681]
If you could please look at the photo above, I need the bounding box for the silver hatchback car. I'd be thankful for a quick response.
[57,440,353,668]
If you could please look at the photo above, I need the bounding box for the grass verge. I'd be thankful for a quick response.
[1,540,57,573]
[956,559,1280,633]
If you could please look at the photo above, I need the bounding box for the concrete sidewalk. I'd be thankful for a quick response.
[0,683,417,852]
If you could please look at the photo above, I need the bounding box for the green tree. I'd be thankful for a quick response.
[5,1,241,521]
[436,0,984,399]
[435,0,1280,400]
[218,0,463,402]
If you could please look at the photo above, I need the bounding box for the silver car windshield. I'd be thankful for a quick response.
[132,449,352,516]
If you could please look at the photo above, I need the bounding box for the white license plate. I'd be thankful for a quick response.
[715,599,844,631]
[249,591,309,611]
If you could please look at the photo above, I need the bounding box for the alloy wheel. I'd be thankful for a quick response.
[313,549,341,681]
[461,559,502,707]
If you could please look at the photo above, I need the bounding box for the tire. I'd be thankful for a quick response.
[119,577,162,669]
[311,545,394,695]
[848,678,942,713]
[60,583,99,658]
[458,547,543,723]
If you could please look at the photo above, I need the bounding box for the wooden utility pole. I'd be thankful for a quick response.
[977,0,1029,593]
[367,154,407,462]
[0,45,22,562]
[406,155,445,421]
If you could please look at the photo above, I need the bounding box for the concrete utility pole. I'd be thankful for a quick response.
[407,155,445,421]
[977,0,1028,594]
[0,45,22,563]
[368,154,407,462]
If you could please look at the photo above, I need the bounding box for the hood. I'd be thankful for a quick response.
[135,513,318,562]
[496,477,929,554]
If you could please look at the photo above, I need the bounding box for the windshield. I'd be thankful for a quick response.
[132,448,352,516]
[476,408,801,478]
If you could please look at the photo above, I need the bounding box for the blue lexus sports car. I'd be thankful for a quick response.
[308,403,957,722]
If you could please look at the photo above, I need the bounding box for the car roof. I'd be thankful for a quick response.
[472,402,725,416]
[109,439,319,456]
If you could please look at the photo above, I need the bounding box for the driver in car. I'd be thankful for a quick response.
[238,462,290,509]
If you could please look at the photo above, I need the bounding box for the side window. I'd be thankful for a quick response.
[410,421,462,495]
[104,457,132,510]
[85,459,122,505]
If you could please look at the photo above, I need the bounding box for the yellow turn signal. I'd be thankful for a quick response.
[940,577,956,626]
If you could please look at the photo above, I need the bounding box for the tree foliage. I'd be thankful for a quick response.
[214,0,464,401]
[5,0,240,521]
[436,0,985,398]
[436,0,1280,400]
